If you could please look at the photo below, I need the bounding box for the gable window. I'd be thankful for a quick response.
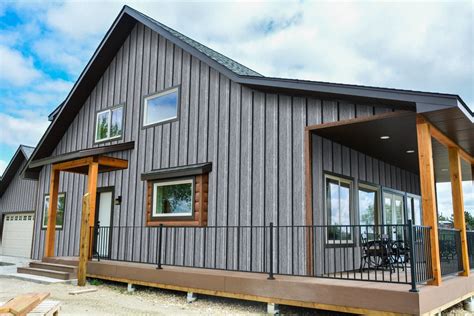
[325,174,353,244]
[143,87,179,127]
[42,193,66,229]
[95,105,123,142]
[152,179,193,217]
[359,184,379,239]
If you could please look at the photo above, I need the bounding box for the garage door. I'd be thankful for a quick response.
[1,213,34,257]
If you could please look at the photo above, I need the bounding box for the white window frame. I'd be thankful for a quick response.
[325,173,354,245]
[42,193,66,229]
[95,105,123,142]
[143,87,179,127]
[152,178,193,217]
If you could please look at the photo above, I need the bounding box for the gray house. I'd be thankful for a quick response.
[0,145,37,257]
[18,6,474,315]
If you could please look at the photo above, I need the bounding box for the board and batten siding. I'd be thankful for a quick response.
[0,159,38,214]
[31,22,417,276]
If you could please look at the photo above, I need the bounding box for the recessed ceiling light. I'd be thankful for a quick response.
[406,150,415,154]
[441,168,448,172]
[380,136,390,140]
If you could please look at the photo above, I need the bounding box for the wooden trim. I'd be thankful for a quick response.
[416,116,442,285]
[418,116,474,164]
[448,147,470,276]
[305,110,413,131]
[86,273,409,316]
[145,174,208,227]
[78,194,91,286]
[44,169,60,257]
[304,129,314,276]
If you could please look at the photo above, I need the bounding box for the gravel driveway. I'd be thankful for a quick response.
[0,277,349,315]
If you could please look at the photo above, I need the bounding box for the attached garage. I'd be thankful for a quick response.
[1,213,34,257]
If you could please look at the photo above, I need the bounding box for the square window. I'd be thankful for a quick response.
[95,105,123,142]
[42,193,66,229]
[143,88,179,126]
[152,179,193,217]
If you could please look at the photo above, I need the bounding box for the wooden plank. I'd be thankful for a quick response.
[69,288,98,295]
[448,147,470,276]
[429,119,473,164]
[0,293,50,315]
[78,193,91,286]
[44,169,60,257]
[97,156,128,169]
[87,161,99,232]
[52,157,93,171]
[416,116,442,285]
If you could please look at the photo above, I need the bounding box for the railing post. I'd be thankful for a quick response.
[157,224,163,269]
[268,222,275,280]
[408,219,418,292]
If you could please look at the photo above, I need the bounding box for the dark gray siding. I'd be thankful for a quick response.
[0,159,38,214]
[31,22,419,276]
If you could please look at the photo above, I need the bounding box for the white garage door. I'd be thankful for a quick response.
[1,213,34,258]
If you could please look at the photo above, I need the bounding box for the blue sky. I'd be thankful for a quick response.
[0,1,472,214]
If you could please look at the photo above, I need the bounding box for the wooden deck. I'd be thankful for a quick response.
[44,257,474,315]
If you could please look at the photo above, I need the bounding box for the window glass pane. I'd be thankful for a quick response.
[42,194,66,228]
[154,181,192,215]
[384,195,393,225]
[359,188,376,225]
[326,176,352,242]
[145,89,178,126]
[327,179,339,225]
[96,111,109,140]
[110,107,123,137]
[414,198,422,225]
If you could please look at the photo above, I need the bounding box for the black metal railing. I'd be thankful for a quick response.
[92,222,433,290]
[438,228,463,276]
[467,230,474,270]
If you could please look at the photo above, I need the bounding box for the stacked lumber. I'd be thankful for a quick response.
[0,293,57,316]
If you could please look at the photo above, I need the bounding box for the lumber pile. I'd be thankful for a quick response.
[0,293,59,316]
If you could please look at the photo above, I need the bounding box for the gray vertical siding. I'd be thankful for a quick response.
[30,21,421,276]
[0,159,38,214]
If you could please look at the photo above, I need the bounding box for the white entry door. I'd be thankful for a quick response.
[1,213,34,257]
[96,191,113,258]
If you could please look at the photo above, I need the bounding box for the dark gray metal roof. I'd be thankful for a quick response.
[20,145,35,159]
[0,145,36,196]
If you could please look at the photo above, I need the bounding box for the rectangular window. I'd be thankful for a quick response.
[143,87,179,127]
[95,105,123,142]
[359,184,379,239]
[152,179,193,217]
[383,191,405,240]
[325,174,353,244]
[42,193,66,229]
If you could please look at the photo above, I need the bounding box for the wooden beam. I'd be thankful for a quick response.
[420,116,474,164]
[78,193,91,286]
[87,160,99,259]
[449,147,470,276]
[304,129,314,276]
[53,157,93,171]
[305,110,413,131]
[97,156,128,169]
[416,116,442,285]
[44,168,60,257]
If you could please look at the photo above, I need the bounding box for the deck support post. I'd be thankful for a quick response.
[267,303,280,315]
[44,168,60,257]
[127,283,136,293]
[448,147,470,276]
[186,292,197,303]
[416,116,442,286]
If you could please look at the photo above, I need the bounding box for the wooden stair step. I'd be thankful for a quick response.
[17,267,71,280]
[30,262,77,273]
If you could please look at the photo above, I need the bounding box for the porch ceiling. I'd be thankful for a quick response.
[313,112,420,174]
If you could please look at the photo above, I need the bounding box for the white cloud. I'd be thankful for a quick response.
[0,111,50,148]
[0,159,8,177]
[0,45,41,86]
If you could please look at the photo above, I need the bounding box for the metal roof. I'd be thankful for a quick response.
[0,145,36,197]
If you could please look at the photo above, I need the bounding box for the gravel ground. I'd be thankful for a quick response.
[0,277,350,315]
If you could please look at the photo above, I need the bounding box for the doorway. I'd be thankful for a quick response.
[383,191,405,240]
[94,187,114,258]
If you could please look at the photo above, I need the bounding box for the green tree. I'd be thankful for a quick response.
[465,211,474,230]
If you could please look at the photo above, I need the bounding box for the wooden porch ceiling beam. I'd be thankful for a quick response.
[416,116,442,286]
[97,156,128,169]
[52,157,94,172]
[448,147,470,276]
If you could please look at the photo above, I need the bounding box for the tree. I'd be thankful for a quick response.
[465,211,474,230]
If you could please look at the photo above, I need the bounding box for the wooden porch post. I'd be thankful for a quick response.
[448,147,470,276]
[44,168,60,257]
[77,158,99,286]
[416,117,442,285]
